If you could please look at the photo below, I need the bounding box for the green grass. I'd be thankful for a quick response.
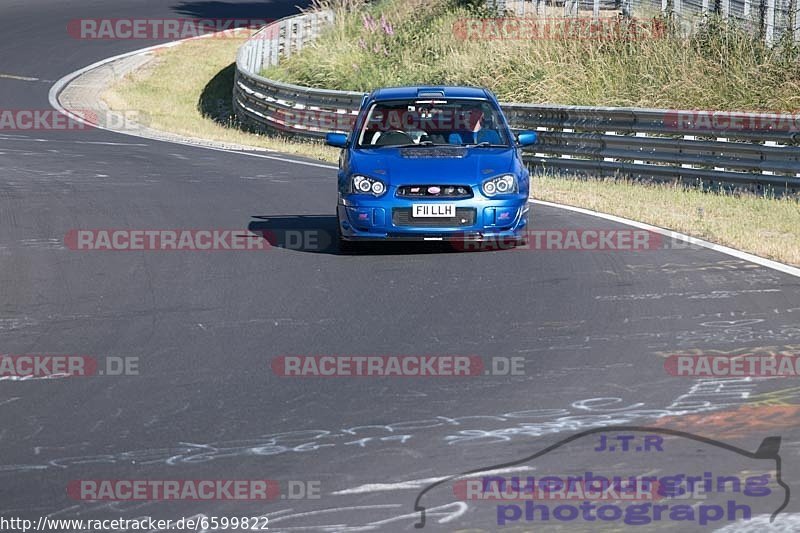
[265,0,800,111]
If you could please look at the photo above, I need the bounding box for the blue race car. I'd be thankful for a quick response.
[325,86,538,250]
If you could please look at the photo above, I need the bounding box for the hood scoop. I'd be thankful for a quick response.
[399,146,468,159]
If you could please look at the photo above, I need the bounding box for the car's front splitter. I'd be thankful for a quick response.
[337,200,529,242]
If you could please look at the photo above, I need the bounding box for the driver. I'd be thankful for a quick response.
[448,107,484,144]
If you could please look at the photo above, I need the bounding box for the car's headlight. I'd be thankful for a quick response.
[351,175,387,196]
[482,174,517,196]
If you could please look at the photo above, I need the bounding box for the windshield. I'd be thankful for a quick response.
[356,98,511,148]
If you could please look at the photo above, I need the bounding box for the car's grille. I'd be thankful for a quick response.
[396,185,473,199]
[392,208,476,227]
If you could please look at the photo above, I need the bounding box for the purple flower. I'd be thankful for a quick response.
[380,15,394,36]
[358,37,367,49]
[362,14,377,32]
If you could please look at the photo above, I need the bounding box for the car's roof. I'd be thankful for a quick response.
[370,86,491,101]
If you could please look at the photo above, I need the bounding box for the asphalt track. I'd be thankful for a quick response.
[1,1,800,531]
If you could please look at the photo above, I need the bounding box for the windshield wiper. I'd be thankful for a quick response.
[359,141,460,149]
[375,141,448,148]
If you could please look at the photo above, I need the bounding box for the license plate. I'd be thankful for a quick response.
[412,203,455,218]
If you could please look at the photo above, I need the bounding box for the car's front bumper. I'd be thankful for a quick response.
[337,195,529,241]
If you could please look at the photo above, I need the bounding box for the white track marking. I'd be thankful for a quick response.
[0,73,42,81]
[530,199,800,279]
[47,31,336,171]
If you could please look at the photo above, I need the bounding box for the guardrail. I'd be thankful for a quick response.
[233,10,800,191]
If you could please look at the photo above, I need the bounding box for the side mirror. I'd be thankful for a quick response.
[516,131,538,147]
[326,132,348,148]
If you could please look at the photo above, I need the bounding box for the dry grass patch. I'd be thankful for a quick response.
[104,34,340,163]
[533,175,800,266]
